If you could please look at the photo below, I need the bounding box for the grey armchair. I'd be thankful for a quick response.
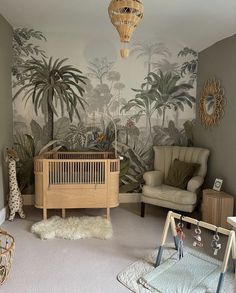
[141,146,210,217]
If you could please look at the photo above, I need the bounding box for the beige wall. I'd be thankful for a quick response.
[194,34,236,208]
[0,15,13,209]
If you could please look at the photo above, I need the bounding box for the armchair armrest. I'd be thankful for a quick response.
[143,170,164,187]
[187,176,204,193]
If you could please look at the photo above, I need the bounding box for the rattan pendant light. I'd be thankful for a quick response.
[108,0,144,58]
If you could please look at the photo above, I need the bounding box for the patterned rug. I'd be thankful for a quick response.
[117,245,234,293]
[31,215,113,240]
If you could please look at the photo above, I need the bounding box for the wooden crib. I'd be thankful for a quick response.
[34,151,120,220]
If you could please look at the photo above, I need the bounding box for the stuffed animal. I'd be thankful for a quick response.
[6,148,25,221]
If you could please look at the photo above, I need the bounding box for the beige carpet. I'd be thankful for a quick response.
[1,204,234,293]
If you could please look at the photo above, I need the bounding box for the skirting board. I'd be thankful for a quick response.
[119,193,141,203]
[0,206,7,225]
[23,193,141,206]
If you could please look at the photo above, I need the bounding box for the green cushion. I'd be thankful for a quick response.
[165,159,200,190]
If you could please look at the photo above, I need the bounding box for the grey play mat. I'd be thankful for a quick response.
[117,246,234,293]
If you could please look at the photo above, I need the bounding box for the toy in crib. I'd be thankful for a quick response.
[141,211,235,293]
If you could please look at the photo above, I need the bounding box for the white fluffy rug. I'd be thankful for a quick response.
[31,216,113,240]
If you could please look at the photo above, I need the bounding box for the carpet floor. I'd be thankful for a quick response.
[1,204,234,293]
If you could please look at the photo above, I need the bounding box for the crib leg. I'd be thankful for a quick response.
[106,208,110,220]
[43,208,47,220]
[62,209,66,219]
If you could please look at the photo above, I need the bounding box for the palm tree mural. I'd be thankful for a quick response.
[178,47,198,84]
[153,59,179,75]
[85,57,125,115]
[13,57,87,142]
[12,28,46,86]
[87,57,114,84]
[112,82,125,116]
[120,86,157,140]
[130,42,170,79]
[145,71,195,127]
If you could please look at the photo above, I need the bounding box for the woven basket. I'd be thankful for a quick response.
[0,229,15,285]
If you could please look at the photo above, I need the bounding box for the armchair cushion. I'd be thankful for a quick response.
[165,159,200,190]
[142,184,197,205]
[187,176,204,193]
[143,170,164,187]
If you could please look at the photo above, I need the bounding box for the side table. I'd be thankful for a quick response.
[202,189,234,229]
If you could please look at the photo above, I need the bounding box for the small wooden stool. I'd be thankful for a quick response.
[202,189,234,229]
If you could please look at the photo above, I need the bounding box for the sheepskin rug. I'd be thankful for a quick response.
[31,216,113,240]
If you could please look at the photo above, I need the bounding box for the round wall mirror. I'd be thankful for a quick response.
[205,94,215,115]
[199,79,225,127]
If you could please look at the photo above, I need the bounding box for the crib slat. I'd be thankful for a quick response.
[76,162,78,183]
[60,162,62,184]
[92,162,94,183]
[87,162,90,184]
[99,162,101,184]
[101,162,103,184]
[53,162,55,184]
[62,162,64,184]
[82,162,84,183]
[82,162,83,183]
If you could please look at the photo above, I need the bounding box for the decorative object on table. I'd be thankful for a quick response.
[199,78,225,128]
[34,151,120,220]
[108,0,144,58]
[0,229,15,285]
[213,178,223,191]
[141,146,210,217]
[176,216,185,260]
[193,221,203,248]
[202,189,234,229]
[211,228,221,256]
[31,216,113,240]
[6,148,25,221]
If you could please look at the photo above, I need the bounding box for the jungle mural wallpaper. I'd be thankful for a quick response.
[12,28,198,194]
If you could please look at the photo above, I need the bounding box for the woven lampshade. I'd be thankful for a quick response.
[108,0,144,58]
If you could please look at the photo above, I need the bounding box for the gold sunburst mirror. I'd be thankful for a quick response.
[199,78,225,127]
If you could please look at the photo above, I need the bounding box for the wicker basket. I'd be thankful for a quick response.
[0,229,15,285]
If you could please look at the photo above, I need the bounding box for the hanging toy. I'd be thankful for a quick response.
[176,216,185,260]
[193,221,203,248]
[211,228,221,256]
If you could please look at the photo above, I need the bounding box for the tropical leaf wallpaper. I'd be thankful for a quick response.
[12,28,198,194]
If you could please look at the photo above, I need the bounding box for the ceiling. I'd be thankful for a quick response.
[1,0,236,51]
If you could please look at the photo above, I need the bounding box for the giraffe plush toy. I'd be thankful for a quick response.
[6,148,25,221]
